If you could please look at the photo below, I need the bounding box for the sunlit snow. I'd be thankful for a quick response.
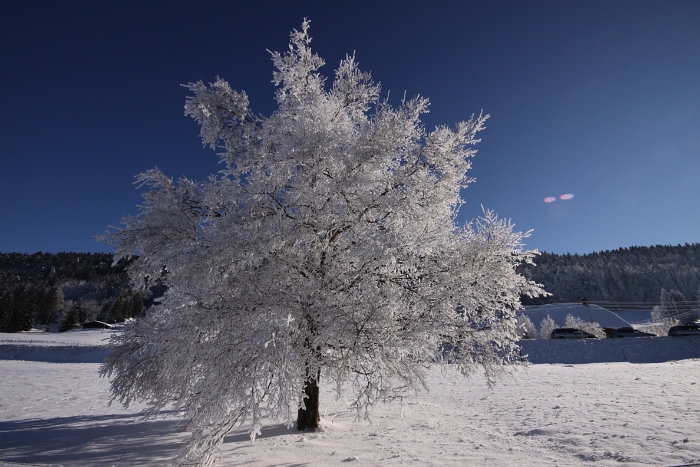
[1,329,699,466]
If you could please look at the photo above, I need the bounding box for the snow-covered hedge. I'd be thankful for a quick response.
[538,315,557,339]
[563,314,606,338]
[516,314,537,339]
[637,318,679,336]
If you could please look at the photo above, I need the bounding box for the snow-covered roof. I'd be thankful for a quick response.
[521,303,630,329]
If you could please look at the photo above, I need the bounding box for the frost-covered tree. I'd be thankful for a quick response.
[563,314,605,338]
[637,315,678,336]
[538,314,557,339]
[99,21,544,466]
[515,314,537,339]
[658,288,698,323]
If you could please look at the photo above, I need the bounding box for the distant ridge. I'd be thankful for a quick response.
[519,243,700,305]
[0,252,162,332]
[3,244,699,324]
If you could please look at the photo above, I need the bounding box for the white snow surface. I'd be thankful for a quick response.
[0,328,120,345]
[614,309,655,324]
[0,329,117,364]
[1,330,700,467]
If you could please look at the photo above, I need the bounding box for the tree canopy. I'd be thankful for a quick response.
[100,21,544,466]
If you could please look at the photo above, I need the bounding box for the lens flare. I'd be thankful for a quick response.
[544,197,556,203]
[560,193,574,200]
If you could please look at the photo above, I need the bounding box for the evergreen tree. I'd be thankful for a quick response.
[0,292,13,332]
[19,292,37,331]
[37,286,61,326]
[109,296,126,323]
[130,296,144,318]
[59,303,81,332]
[4,287,28,333]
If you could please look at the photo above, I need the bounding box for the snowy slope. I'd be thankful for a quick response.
[0,329,116,363]
[0,344,108,363]
[1,360,699,466]
[0,328,120,346]
[613,309,655,324]
[1,331,699,467]
[520,337,700,364]
[3,329,700,366]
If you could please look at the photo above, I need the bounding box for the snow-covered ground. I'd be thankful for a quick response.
[520,337,700,364]
[0,328,120,346]
[1,330,699,467]
[0,329,117,364]
[613,309,655,324]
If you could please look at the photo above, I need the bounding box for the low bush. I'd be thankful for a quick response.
[564,314,606,338]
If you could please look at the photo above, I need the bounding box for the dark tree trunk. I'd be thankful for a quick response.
[297,378,320,431]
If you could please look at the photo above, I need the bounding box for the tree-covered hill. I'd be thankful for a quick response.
[520,243,700,305]
[3,243,699,332]
[0,252,161,332]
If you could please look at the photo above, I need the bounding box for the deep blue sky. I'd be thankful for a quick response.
[2,1,699,255]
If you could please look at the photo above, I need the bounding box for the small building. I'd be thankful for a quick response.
[81,321,114,329]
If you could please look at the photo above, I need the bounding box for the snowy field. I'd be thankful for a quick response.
[1,330,700,467]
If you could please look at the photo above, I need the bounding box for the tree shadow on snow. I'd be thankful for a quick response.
[223,423,297,444]
[520,337,700,365]
[0,413,185,466]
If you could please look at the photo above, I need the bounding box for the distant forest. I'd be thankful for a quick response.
[519,243,700,306]
[0,252,163,332]
[1,244,699,332]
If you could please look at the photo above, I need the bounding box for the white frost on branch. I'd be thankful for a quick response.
[99,19,546,467]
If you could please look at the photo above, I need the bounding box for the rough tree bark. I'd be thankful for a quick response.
[297,377,320,430]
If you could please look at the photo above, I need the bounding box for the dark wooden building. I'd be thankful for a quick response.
[81,321,114,329]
